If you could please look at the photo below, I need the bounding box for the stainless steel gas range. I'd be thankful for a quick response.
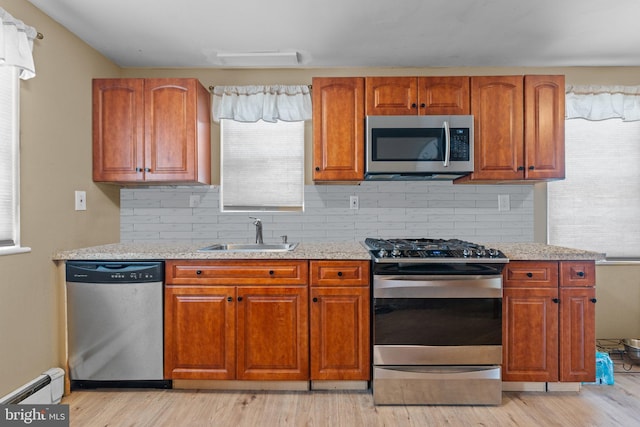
[363,238,509,406]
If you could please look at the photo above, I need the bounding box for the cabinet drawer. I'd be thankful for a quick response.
[560,261,595,287]
[503,261,558,288]
[166,260,308,285]
[309,261,370,287]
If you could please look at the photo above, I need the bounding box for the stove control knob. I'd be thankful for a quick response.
[391,246,402,257]
[378,249,388,258]
[476,247,486,257]
[463,248,473,257]
[488,248,499,257]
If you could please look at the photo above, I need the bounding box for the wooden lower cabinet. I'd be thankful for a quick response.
[309,261,371,381]
[164,260,308,381]
[164,259,372,383]
[236,286,308,380]
[559,286,596,382]
[502,286,559,381]
[310,287,370,380]
[164,286,236,379]
[502,261,596,383]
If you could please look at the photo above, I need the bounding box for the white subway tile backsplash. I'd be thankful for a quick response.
[120,182,534,244]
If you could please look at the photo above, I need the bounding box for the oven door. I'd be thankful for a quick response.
[373,274,503,366]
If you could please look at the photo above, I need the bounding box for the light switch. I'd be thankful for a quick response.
[75,191,86,211]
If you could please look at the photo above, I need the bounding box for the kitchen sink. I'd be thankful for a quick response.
[197,242,299,252]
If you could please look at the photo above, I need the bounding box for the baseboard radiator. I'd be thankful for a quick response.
[0,368,65,405]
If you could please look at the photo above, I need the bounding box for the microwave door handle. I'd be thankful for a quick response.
[443,120,450,167]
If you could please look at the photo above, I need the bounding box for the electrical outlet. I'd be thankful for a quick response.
[189,195,201,208]
[498,194,510,212]
[350,195,359,210]
[75,190,86,211]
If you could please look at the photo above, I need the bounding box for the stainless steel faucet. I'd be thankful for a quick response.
[249,217,263,244]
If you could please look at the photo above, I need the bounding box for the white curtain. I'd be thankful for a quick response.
[212,85,312,123]
[566,85,640,122]
[0,7,37,80]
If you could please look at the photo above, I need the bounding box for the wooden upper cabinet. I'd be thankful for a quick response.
[312,77,365,182]
[366,77,417,115]
[365,76,470,115]
[458,75,564,183]
[524,75,565,180]
[418,76,470,115]
[93,78,211,184]
[467,76,524,181]
[93,79,144,182]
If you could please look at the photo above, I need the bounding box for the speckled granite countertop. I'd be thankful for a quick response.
[485,242,605,261]
[52,242,372,261]
[53,241,605,262]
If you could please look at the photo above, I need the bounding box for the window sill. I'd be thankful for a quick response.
[0,246,32,256]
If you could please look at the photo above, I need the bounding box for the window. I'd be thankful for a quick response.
[0,7,36,255]
[548,119,640,259]
[0,66,24,254]
[220,119,304,212]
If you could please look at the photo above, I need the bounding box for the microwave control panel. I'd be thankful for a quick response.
[450,128,470,161]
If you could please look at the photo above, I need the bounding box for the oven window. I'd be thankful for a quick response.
[374,298,502,346]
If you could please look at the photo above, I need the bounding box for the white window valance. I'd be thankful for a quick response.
[212,85,312,123]
[566,85,640,122]
[0,7,37,80]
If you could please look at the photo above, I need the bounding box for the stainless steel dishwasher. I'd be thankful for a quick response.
[66,261,170,389]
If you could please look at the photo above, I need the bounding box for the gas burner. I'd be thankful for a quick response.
[364,238,508,264]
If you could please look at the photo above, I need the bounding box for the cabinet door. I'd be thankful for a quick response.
[312,77,365,181]
[469,76,524,180]
[164,286,236,380]
[92,78,145,182]
[502,287,559,382]
[144,79,204,182]
[417,76,470,115]
[524,75,565,180]
[559,287,596,382]
[365,77,417,115]
[310,287,370,380]
[236,286,309,380]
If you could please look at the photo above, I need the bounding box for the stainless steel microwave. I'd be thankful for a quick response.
[365,115,474,180]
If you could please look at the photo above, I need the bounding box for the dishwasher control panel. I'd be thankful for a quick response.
[66,261,164,283]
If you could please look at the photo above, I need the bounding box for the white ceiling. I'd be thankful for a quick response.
[27,0,640,68]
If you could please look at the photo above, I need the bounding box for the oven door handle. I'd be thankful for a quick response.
[373,275,502,298]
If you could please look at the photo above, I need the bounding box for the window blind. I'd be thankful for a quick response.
[221,119,304,212]
[0,66,18,246]
[548,119,640,258]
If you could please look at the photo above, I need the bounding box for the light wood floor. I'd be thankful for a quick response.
[62,370,640,427]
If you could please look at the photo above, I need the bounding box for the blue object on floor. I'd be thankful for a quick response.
[584,351,615,385]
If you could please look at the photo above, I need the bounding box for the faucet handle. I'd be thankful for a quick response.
[280,235,288,244]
